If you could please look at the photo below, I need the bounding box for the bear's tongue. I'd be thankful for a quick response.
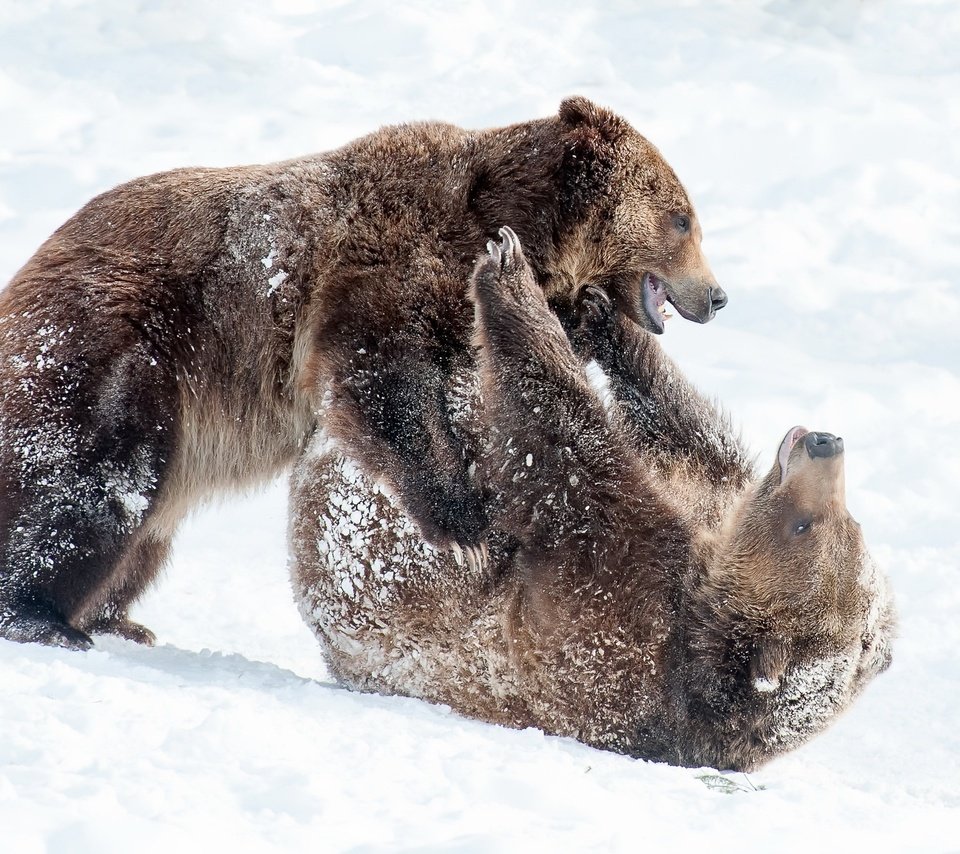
[642,273,671,333]
[777,425,809,483]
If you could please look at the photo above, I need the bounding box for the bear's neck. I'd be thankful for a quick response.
[469,118,604,285]
[671,561,797,770]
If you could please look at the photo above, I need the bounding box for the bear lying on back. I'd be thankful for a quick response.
[0,97,724,648]
[290,229,894,771]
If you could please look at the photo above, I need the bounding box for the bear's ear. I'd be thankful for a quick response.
[558,96,627,145]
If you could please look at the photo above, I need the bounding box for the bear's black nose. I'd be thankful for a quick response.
[805,432,844,459]
[709,286,728,314]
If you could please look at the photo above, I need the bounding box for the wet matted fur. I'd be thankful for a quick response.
[289,229,895,772]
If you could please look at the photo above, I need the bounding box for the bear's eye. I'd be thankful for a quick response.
[675,214,690,233]
[793,519,813,536]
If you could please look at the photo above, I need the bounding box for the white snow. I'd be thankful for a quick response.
[1,1,959,851]
[266,269,289,295]
[753,675,779,694]
[260,248,278,269]
[584,358,617,416]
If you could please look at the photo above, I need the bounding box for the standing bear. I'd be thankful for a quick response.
[289,228,894,772]
[0,98,725,649]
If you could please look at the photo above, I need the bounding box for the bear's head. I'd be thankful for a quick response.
[554,96,725,335]
[705,426,895,701]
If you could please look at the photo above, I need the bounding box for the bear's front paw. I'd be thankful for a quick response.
[448,540,490,573]
[416,486,489,572]
[579,283,613,321]
[485,225,522,272]
[473,225,536,306]
[572,284,620,361]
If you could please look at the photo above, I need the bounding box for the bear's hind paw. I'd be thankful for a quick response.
[86,616,157,646]
[0,613,94,650]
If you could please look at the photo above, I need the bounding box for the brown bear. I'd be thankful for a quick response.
[0,98,724,649]
[289,228,894,772]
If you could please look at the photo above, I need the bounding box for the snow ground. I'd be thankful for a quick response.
[1,1,959,850]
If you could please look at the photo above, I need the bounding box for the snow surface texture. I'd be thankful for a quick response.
[1,1,958,850]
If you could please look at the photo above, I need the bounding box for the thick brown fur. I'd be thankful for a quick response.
[0,98,722,648]
[289,229,895,772]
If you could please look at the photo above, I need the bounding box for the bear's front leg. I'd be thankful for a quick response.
[470,228,637,554]
[572,285,750,485]
[321,337,487,566]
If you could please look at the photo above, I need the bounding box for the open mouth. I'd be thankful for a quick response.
[777,425,809,484]
[640,272,706,334]
[641,273,673,334]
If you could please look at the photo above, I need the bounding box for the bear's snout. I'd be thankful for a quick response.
[805,432,844,460]
[709,285,728,317]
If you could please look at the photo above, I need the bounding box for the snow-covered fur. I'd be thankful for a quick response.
[289,229,895,772]
[0,98,723,649]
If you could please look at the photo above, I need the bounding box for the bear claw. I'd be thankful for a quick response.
[497,225,520,266]
[579,283,615,325]
[467,543,488,573]
[449,541,488,573]
[486,226,521,271]
[583,284,612,307]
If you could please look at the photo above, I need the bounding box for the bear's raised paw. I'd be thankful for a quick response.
[473,225,540,311]
[484,225,522,272]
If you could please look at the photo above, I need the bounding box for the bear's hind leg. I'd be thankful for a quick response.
[78,534,171,645]
[0,454,167,649]
[0,339,177,649]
